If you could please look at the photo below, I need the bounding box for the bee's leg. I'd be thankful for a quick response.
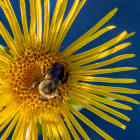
[42,102,46,107]
[37,93,49,101]
[29,82,40,91]
[58,92,62,102]
[62,72,69,83]
[39,61,45,77]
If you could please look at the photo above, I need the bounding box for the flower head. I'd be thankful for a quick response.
[0,0,139,140]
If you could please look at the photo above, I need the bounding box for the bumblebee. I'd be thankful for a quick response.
[29,62,68,102]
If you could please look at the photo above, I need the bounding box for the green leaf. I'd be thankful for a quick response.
[0,45,13,57]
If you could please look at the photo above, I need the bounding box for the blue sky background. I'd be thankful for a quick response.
[0,0,140,140]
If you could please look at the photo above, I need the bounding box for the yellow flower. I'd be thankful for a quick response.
[0,0,139,140]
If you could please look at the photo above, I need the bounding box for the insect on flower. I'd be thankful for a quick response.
[29,62,68,103]
[0,0,139,140]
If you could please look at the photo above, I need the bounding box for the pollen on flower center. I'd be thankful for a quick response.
[4,49,67,114]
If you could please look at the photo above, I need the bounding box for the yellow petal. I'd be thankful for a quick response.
[3,0,25,44]
[60,103,91,140]
[0,21,20,56]
[54,0,86,51]
[68,94,126,129]
[29,0,36,47]
[73,93,130,121]
[0,113,20,140]
[70,75,136,83]
[64,101,115,140]
[61,110,81,140]
[73,88,138,108]
[36,0,42,48]
[69,42,131,68]
[72,81,140,94]
[71,67,137,75]
[51,0,68,51]
[68,30,128,61]
[64,26,116,59]
[47,0,63,49]
[43,0,50,50]
[62,7,118,56]
[70,54,135,71]
[19,0,30,47]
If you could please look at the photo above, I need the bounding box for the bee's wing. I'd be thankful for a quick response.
[46,63,64,82]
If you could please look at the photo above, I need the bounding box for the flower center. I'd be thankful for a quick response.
[5,49,68,115]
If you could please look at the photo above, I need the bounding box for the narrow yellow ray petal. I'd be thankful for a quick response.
[72,89,135,109]
[45,115,53,140]
[32,117,38,140]
[43,0,50,50]
[29,0,36,47]
[0,59,9,69]
[63,102,115,140]
[0,111,18,131]
[61,110,81,140]
[54,110,71,140]
[62,7,118,55]
[60,103,91,140]
[21,118,29,140]
[0,105,17,122]
[54,0,85,51]
[19,0,30,47]
[28,117,33,140]
[68,30,127,61]
[68,94,126,129]
[11,116,24,140]
[69,42,131,68]
[0,94,11,107]
[0,54,8,62]
[0,1,24,53]
[70,54,135,71]
[4,0,25,43]
[73,93,130,121]
[72,81,140,94]
[36,0,42,48]
[41,115,48,140]
[51,0,68,51]
[0,113,20,140]
[50,118,61,140]
[47,0,63,49]
[64,26,116,59]
[123,31,136,40]
[51,110,68,140]
[0,104,13,118]
[47,114,61,140]
[71,67,137,75]
[0,21,20,56]
[72,85,139,104]
[70,75,136,83]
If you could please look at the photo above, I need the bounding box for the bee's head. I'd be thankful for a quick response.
[38,79,58,100]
